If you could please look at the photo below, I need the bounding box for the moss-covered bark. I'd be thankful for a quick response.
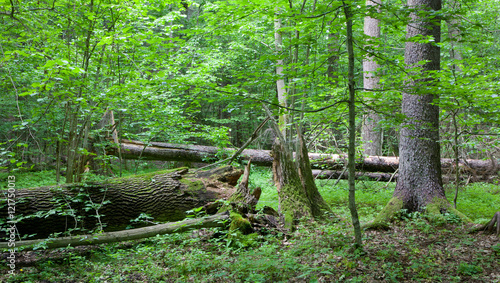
[0,167,240,239]
[364,196,472,230]
[272,135,333,229]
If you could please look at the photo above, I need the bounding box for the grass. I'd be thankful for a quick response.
[1,166,499,282]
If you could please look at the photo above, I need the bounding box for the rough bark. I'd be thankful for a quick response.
[107,139,500,177]
[0,167,241,239]
[394,0,444,212]
[361,0,383,156]
[0,213,230,251]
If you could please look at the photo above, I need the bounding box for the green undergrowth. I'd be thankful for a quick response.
[250,167,499,224]
[2,218,498,282]
[1,167,499,282]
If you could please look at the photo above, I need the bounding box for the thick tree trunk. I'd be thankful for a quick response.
[272,135,332,228]
[107,139,500,177]
[0,167,242,239]
[394,0,444,212]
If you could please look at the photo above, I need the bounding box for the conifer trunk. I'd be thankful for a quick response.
[394,0,445,212]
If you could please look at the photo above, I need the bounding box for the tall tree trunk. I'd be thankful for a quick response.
[366,0,471,229]
[343,0,362,247]
[447,0,462,74]
[327,21,339,86]
[395,0,444,212]
[361,0,383,156]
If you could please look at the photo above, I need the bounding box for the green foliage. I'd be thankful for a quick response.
[457,262,483,276]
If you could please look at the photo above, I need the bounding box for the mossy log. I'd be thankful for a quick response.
[0,213,230,251]
[0,167,241,239]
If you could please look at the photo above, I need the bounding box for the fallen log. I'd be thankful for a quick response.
[106,139,500,176]
[312,170,397,182]
[312,170,499,183]
[0,166,242,239]
[0,212,230,251]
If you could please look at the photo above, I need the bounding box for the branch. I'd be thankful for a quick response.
[0,213,230,251]
[198,85,349,113]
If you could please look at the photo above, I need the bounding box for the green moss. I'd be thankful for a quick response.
[425,197,472,225]
[179,178,205,194]
[278,183,314,229]
[106,167,188,184]
[363,197,404,230]
[229,212,253,234]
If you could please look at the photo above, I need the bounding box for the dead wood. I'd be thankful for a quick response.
[106,139,499,178]
[0,213,230,251]
[0,167,241,239]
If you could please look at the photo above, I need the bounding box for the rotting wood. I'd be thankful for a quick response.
[0,167,241,239]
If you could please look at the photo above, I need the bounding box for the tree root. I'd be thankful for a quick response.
[362,197,404,230]
[363,197,472,230]
[471,211,500,236]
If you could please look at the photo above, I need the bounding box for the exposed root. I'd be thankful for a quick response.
[473,211,500,236]
[425,197,472,225]
[363,197,472,230]
[362,197,403,230]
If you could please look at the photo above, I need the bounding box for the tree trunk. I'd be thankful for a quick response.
[106,139,500,177]
[394,0,444,212]
[361,0,383,156]
[263,103,332,228]
[274,11,288,135]
[0,167,242,239]
[272,135,332,228]
[344,0,363,247]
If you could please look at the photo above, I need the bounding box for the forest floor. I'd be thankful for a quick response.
[1,167,499,282]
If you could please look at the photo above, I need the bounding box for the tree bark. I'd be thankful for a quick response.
[0,167,242,239]
[344,0,363,247]
[274,11,288,135]
[394,0,444,212]
[361,0,383,156]
[263,104,332,229]
[106,139,500,177]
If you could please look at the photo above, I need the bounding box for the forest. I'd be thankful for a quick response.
[0,0,499,281]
